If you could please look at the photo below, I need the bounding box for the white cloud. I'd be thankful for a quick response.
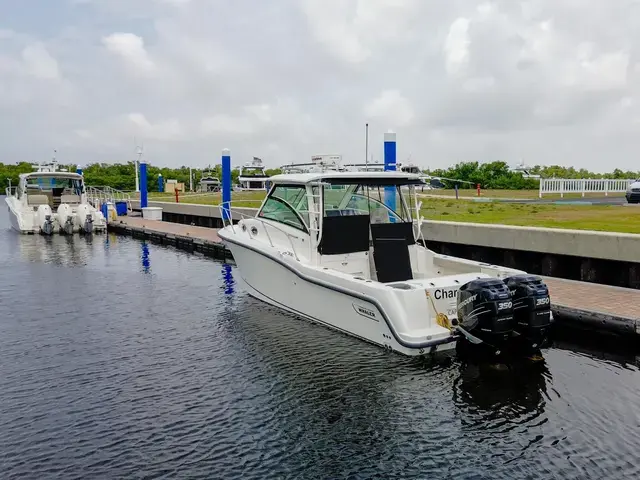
[102,32,155,75]
[0,0,639,171]
[364,90,414,127]
[21,43,60,80]
[444,18,470,76]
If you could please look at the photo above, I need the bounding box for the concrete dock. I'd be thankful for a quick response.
[108,215,640,337]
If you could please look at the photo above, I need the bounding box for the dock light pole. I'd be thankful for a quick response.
[383,131,397,220]
[76,164,83,176]
[158,173,164,192]
[140,158,148,209]
[222,148,232,222]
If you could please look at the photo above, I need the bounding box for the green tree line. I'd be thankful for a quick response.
[1,160,638,192]
[425,161,640,190]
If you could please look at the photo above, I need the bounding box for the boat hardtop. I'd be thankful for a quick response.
[266,170,426,185]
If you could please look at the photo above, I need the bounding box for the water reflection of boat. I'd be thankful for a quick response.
[453,351,550,415]
[17,231,95,267]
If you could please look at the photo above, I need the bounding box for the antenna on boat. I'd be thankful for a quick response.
[365,123,369,170]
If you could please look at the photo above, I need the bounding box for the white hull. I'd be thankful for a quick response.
[5,196,106,235]
[221,233,458,356]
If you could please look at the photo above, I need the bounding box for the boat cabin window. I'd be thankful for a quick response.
[258,185,309,232]
[25,176,83,194]
[322,184,410,223]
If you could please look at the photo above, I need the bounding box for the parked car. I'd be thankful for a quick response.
[626,180,640,204]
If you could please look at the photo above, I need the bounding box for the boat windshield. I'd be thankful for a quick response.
[258,185,310,232]
[323,183,411,223]
[25,176,83,193]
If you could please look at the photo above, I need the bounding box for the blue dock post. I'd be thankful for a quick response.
[384,131,397,220]
[140,158,148,209]
[158,173,164,192]
[222,148,231,222]
[75,165,84,196]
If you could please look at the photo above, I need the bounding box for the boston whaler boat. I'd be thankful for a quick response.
[5,162,106,235]
[218,170,552,357]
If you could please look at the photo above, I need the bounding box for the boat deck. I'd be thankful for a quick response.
[109,215,640,335]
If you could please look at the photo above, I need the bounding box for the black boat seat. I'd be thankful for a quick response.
[370,222,415,283]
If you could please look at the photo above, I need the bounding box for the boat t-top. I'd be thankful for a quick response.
[218,169,552,357]
[237,157,270,190]
[5,161,106,235]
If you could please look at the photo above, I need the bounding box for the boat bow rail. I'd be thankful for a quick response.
[219,201,306,261]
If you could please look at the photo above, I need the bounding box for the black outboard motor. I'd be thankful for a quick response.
[504,275,552,355]
[456,277,514,354]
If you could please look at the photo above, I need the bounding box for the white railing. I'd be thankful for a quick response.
[85,186,133,210]
[5,186,17,197]
[218,201,304,261]
[539,178,636,198]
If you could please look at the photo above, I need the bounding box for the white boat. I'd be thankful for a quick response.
[5,163,106,235]
[218,170,553,357]
[198,171,221,192]
[237,157,270,190]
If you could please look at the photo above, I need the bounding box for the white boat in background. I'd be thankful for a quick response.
[218,169,553,357]
[237,157,270,190]
[5,162,106,235]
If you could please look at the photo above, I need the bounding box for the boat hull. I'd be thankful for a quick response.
[221,234,456,356]
[5,198,106,235]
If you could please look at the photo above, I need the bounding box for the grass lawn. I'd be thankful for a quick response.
[420,198,640,234]
[420,189,626,200]
[146,190,640,234]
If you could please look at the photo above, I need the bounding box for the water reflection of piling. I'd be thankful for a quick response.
[141,242,150,273]
[222,263,235,295]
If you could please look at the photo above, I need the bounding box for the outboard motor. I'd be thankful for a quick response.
[83,214,94,234]
[504,275,552,355]
[76,204,94,234]
[57,204,75,234]
[41,215,54,235]
[36,204,55,235]
[456,277,514,354]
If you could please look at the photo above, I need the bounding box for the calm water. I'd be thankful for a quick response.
[1,205,640,479]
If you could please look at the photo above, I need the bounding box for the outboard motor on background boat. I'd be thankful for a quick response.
[36,204,55,235]
[455,277,514,355]
[76,204,94,234]
[56,204,75,234]
[504,275,552,355]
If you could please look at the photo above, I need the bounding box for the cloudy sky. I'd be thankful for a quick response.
[1,0,639,171]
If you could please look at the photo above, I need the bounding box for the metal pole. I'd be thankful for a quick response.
[140,159,148,209]
[222,149,232,222]
[365,123,369,170]
[384,131,397,219]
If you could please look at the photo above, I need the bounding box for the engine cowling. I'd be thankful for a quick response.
[36,204,54,235]
[504,274,552,350]
[56,204,75,234]
[456,277,514,345]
